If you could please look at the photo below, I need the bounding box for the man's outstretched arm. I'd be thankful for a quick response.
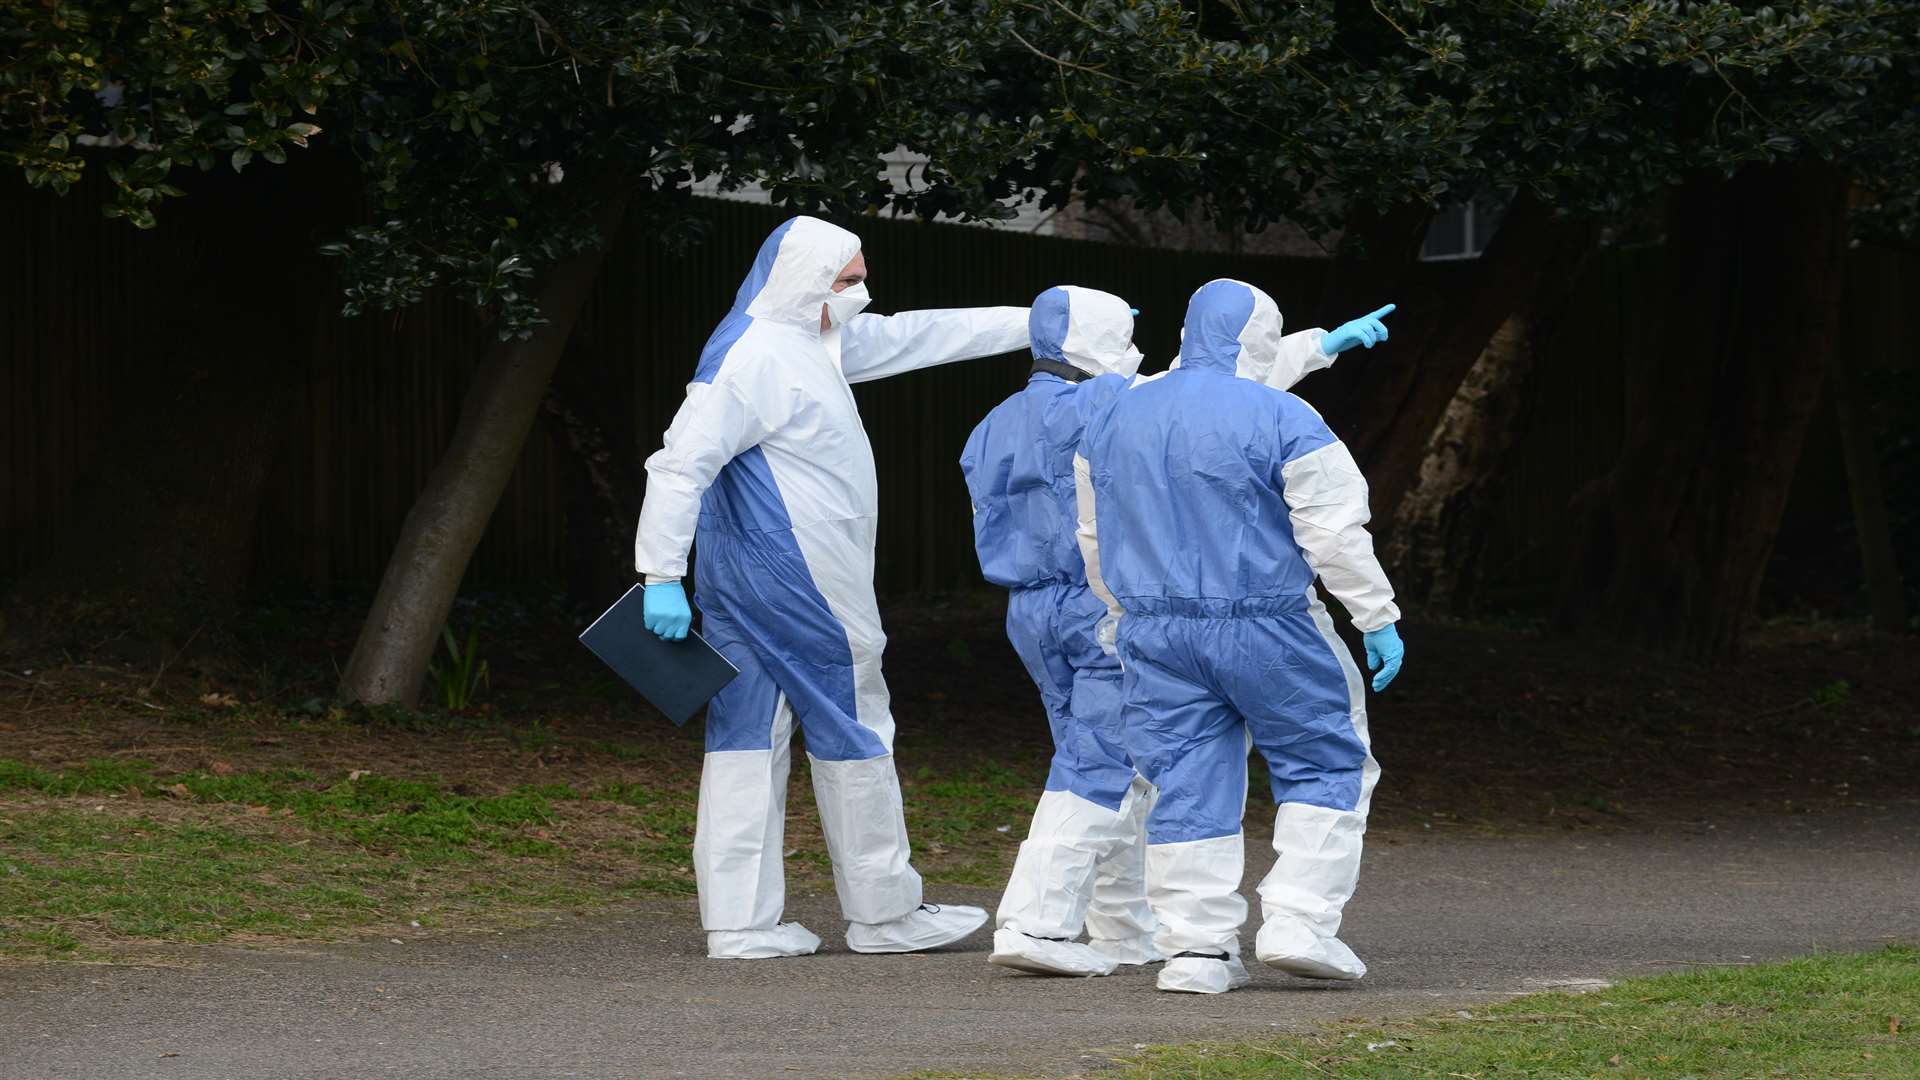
[839,307,1029,384]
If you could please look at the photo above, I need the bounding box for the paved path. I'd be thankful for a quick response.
[5,806,1917,1080]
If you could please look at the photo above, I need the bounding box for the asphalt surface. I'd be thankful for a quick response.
[4,805,1917,1080]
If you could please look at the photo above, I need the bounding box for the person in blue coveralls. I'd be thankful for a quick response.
[964,283,1388,979]
[633,216,1032,960]
[1075,278,1402,994]
[960,286,1158,978]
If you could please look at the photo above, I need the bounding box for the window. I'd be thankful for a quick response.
[1421,192,1508,261]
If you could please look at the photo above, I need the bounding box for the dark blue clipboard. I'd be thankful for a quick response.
[578,584,739,725]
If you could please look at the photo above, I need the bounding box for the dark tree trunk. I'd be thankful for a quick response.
[1556,164,1852,660]
[1385,224,1597,611]
[337,193,631,705]
[1384,313,1537,611]
[1306,194,1593,536]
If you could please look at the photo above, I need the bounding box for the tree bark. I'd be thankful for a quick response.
[1383,313,1537,612]
[1384,221,1598,612]
[1306,194,1592,537]
[337,193,631,704]
[1556,164,1852,660]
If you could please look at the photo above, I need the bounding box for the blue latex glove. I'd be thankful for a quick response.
[1323,303,1396,354]
[642,581,693,641]
[1362,624,1404,692]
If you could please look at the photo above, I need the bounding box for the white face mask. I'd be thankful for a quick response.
[822,282,871,329]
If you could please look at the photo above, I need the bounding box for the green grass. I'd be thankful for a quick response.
[591,778,702,884]
[0,758,690,959]
[1,758,562,854]
[0,752,1022,959]
[592,739,653,761]
[0,757,156,796]
[0,808,635,958]
[934,946,1919,1079]
[902,759,1042,885]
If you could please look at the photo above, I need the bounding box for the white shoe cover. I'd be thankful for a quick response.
[707,922,822,959]
[846,903,989,954]
[1256,920,1367,980]
[1156,954,1251,994]
[1088,934,1166,966]
[989,928,1118,977]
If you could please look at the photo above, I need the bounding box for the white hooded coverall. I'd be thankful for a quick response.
[634,216,1028,951]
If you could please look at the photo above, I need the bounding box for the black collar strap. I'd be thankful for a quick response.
[1030,357,1093,383]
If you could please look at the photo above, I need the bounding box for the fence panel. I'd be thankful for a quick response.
[5,174,1909,606]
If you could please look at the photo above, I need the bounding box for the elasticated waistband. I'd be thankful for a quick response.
[1118,594,1311,619]
[1009,577,1079,594]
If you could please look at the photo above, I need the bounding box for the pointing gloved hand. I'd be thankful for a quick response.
[643,581,694,641]
[1323,304,1396,354]
[1362,623,1404,692]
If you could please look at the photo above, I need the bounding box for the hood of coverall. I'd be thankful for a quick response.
[1029,285,1143,378]
[1176,278,1287,383]
[733,215,865,328]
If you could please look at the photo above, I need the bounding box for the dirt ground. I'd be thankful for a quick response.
[3,595,1914,834]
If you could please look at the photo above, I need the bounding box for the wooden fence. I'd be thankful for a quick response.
[4,170,1914,605]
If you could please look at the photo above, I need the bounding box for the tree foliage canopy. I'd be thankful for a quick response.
[6,1,1916,336]
[986,0,1919,239]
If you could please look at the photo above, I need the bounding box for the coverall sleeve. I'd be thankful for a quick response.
[838,307,1029,385]
[1074,453,1122,621]
[959,416,990,515]
[633,373,775,582]
[1278,429,1401,633]
[1264,328,1337,391]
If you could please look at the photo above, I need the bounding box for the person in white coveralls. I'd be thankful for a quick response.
[633,216,1031,959]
